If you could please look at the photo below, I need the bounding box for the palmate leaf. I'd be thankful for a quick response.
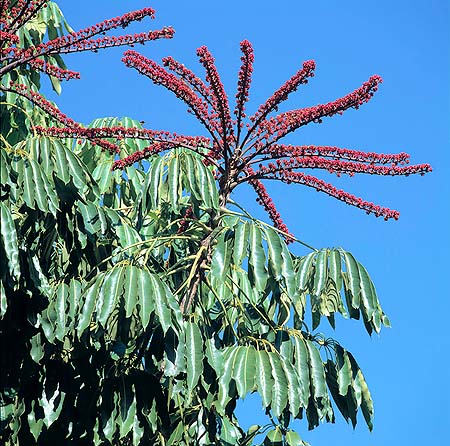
[25,136,96,196]
[325,346,374,431]
[135,151,219,216]
[294,248,389,334]
[76,265,183,337]
[14,156,58,215]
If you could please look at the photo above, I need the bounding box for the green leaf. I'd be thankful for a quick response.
[255,350,274,407]
[193,156,218,209]
[67,278,82,330]
[248,224,267,294]
[54,282,69,341]
[233,346,256,398]
[138,269,154,329]
[313,249,328,296]
[148,155,163,209]
[305,340,328,402]
[220,416,242,445]
[93,160,114,194]
[77,275,104,336]
[0,202,20,281]
[279,237,297,299]
[264,428,283,446]
[30,333,44,363]
[211,229,233,285]
[232,221,249,267]
[286,430,306,446]
[150,272,175,333]
[264,226,283,281]
[341,250,361,309]
[357,261,377,325]
[185,321,204,392]
[168,155,180,212]
[97,266,125,326]
[0,280,6,317]
[119,390,137,438]
[217,347,239,413]
[40,388,65,428]
[124,265,139,318]
[292,334,310,408]
[267,351,288,417]
[281,356,302,416]
[328,249,342,290]
[297,251,316,291]
[335,346,352,396]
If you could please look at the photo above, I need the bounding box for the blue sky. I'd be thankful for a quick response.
[49,1,450,444]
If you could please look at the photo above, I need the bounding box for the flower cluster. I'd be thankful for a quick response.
[29,59,81,81]
[246,167,294,241]
[26,26,430,238]
[162,56,213,106]
[112,142,175,170]
[265,144,411,165]
[249,60,315,125]
[197,45,234,147]
[254,157,431,178]
[0,4,174,78]
[111,41,430,238]
[122,50,213,132]
[235,40,254,135]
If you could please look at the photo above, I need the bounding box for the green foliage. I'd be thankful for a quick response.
[0,4,389,446]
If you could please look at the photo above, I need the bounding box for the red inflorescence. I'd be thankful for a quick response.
[18,20,430,239]
[0,5,174,78]
[113,41,430,234]
[112,142,175,170]
[29,59,81,81]
[235,40,254,128]
[196,46,234,145]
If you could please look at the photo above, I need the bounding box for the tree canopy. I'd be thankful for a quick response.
[0,2,431,445]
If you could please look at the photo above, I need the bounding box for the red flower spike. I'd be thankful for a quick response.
[122,50,215,136]
[246,167,294,243]
[0,6,174,78]
[30,38,430,238]
[249,60,315,126]
[162,56,213,106]
[256,75,382,147]
[197,45,235,149]
[234,40,254,134]
[29,59,81,81]
[2,83,119,153]
[264,144,411,165]
[112,142,174,170]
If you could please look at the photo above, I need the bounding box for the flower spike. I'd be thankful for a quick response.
[38,40,431,240]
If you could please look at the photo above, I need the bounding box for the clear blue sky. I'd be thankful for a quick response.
[48,1,450,444]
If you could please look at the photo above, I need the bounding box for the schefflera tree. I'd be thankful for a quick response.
[1,2,431,446]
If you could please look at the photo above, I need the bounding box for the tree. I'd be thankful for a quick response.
[0,2,431,445]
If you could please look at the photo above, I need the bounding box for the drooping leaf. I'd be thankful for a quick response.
[341,250,361,309]
[232,345,256,398]
[267,351,288,417]
[232,221,249,267]
[297,251,316,291]
[248,224,267,295]
[0,202,20,281]
[185,321,204,392]
[292,334,311,408]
